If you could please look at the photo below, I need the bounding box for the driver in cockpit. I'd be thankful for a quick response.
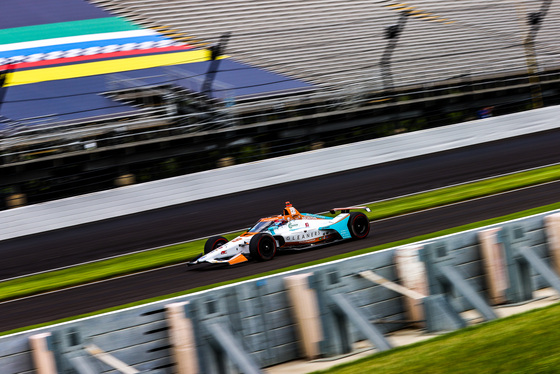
[282,201,302,220]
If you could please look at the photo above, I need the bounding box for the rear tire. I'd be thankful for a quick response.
[348,212,370,239]
[204,236,228,255]
[249,233,277,261]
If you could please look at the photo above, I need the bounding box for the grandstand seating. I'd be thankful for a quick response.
[95,0,560,90]
[4,0,559,132]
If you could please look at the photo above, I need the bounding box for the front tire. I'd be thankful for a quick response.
[204,235,228,255]
[348,212,370,239]
[249,233,277,261]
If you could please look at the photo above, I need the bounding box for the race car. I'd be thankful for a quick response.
[188,202,371,266]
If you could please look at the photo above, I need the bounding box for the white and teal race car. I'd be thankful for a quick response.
[188,202,371,266]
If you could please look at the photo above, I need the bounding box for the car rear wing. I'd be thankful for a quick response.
[329,206,371,214]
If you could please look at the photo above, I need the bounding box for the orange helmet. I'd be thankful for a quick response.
[285,201,292,207]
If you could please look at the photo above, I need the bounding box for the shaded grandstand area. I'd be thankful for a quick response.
[0,0,110,29]
[0,76,143,127]
[0,57,314,131]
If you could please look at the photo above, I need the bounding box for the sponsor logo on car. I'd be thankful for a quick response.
[285,230,325,241]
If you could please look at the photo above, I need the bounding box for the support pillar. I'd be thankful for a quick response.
[29,333,58,374]
[166,301,199,374]
[545,213,560,274]
[284,273,323,359]
[479,228,509,305]
[394,245,429,326]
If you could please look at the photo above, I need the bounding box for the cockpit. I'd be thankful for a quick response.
[248,218,286,233]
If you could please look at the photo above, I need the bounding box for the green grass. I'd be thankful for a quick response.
[311,302,560,374]
[0,164,559,304]
[363,163,560,221]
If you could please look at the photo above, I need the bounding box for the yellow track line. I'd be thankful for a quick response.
[6,49,213,87]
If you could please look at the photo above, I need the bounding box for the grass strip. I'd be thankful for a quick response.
[311,302,560,374]
[363,163,560,221]
[2,201,559,337]
[0,164,559,303]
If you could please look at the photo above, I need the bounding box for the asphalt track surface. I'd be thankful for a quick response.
[3,128,560,279]
[1,129,560,332]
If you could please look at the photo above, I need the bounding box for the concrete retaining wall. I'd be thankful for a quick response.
[2,105,560,241]
[1,209,559,374]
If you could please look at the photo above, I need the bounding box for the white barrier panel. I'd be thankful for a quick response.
[2,105,560,241]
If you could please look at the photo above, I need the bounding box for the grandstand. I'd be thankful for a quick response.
[98,0,559,87]
[1,0,560,208]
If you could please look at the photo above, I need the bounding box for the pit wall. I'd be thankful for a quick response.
[2,209,560,374]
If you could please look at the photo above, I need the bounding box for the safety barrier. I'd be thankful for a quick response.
[2,104,560,241]
[1,210,560,373]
